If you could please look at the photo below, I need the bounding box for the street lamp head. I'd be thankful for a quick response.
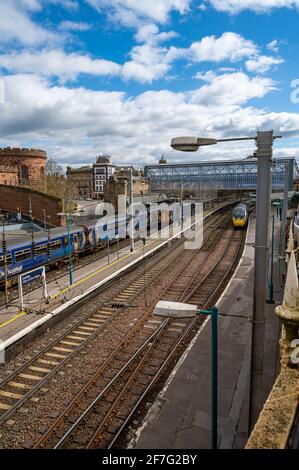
[171,136,200,152]
[171,136,218,152]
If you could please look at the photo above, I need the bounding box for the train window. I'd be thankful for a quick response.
[50,240,62,251]
[15,249,32,262]
[63,236,69,246]
[35,244,48,255]
[0,254,12,267]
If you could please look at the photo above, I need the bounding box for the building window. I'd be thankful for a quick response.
[21,165,29,181]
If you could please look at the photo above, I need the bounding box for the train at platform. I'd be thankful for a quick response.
[0,214,135,287]
[232,203,249,228]
[0,202,182,286]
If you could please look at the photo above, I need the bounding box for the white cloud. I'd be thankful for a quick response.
[123,31,261,83]
[0,29,284,84]
[0,0,60,46]
[267,40,279,53]
[187,32,258,62]
[86,0,191,26]
[190,71,276,105]
[205,0,299,14]
[246,55,284,73]
[0,50,121,82]
[1,72,297,168]
[59,21,91,31]
[165,32,258,65]
[121,43,172,83]
[135,24,178,44]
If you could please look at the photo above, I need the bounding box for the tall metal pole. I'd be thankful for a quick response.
[2,218,8,309]
[180,179,183,204]
[267,214,275,304]
[249,130,273,432]
[67,213,73,286]
[129,169,134,253]
[47,215,51,263]
[279,161,290,277]
[29,197,35,258]
[211,306,218,450]
[42,209,47,229]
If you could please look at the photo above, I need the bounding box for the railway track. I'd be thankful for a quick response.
[29,218,245,449]
[0,202,233,308]
[0,209,229,429]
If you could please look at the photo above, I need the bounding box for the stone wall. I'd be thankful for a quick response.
[0,147,46,185]
[0,184,62,226]
[0,166,18,186]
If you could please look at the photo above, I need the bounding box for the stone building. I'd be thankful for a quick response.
[66,166,94,199]
[93,156,117,199]
[0,147,47,186]
[104,169,149,208]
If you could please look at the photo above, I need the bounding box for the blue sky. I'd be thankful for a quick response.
[0,0,299,168]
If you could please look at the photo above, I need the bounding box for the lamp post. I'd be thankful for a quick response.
[67,213,73,286]
[47,215,51,263]
[0,215,8,309]
[171,131,282,433]
[153,300,218,449]
[29,197,35,258]
[267,214,275,304]
[129,168,135,253]
[279,161,290,277]
[42,209,47,229]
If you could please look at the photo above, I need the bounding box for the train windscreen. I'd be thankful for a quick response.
[233,208,246,219]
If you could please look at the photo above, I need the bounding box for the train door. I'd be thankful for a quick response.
[73,233,79,252]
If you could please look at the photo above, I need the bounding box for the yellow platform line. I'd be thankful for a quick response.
[0,311,26,330]
[0,238,162,331]
[50,239,156,300]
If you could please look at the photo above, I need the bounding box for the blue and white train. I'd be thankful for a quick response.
[0,214,131,286]
[0,200,190,286]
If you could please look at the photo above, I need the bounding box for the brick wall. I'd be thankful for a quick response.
[0,184,62,226]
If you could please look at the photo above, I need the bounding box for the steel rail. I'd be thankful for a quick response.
[33,212,231,448]
[106,229,246,448]
[0,235,188,422]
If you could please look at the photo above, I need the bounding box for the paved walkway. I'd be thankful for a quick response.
[134,212,282,449]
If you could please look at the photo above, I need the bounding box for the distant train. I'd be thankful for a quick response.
[232,203,248,228]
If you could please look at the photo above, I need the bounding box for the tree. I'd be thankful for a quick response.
[32,157,76,211]
[45,157,64,177]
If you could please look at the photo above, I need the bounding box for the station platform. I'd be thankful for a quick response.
[0,203,230,362]
[134,213,282,449]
